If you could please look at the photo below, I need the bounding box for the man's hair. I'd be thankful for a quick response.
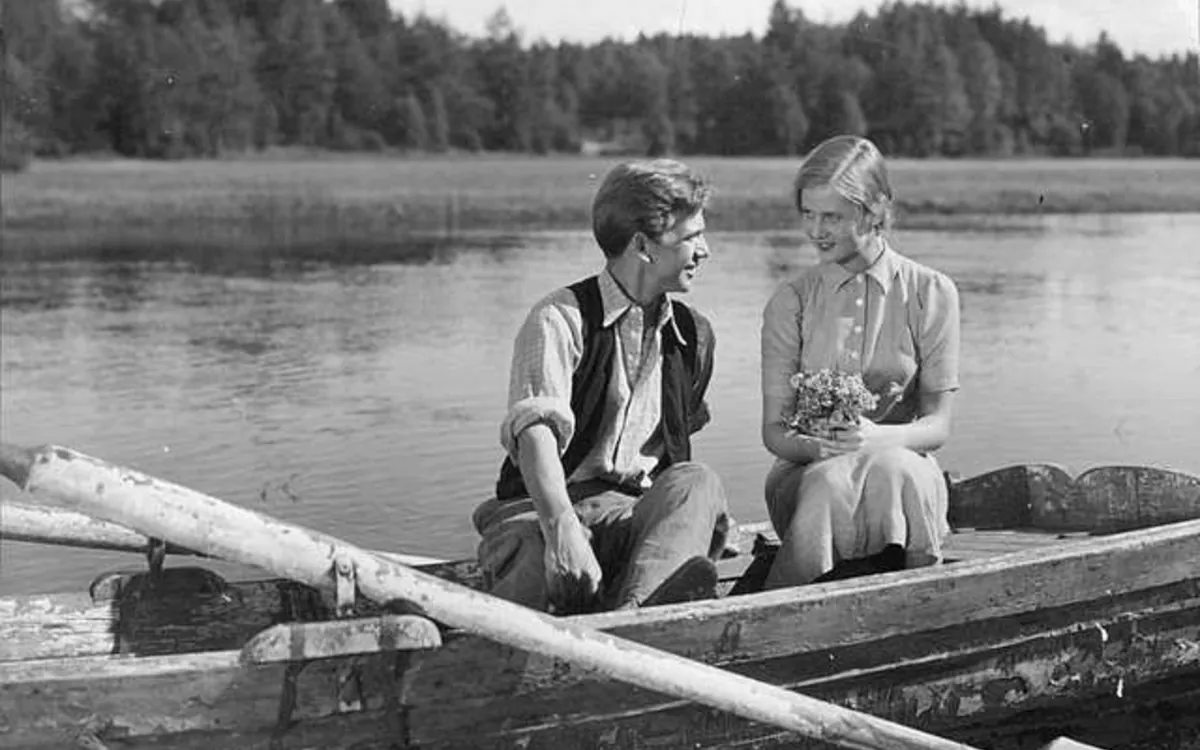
[794,135,895,233]
[592,159,712,258]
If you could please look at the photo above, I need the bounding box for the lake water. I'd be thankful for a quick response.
[2,213,1199,595]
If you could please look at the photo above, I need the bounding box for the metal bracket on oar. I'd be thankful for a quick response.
[331,552,364,712]
[145,536,167,580]
[333,552,357,618]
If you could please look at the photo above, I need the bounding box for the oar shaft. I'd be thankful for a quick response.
[0,500,447,567]
[2,501,203,555]
[4,444,978,750]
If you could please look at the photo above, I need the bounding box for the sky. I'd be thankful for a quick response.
[389,0,1200,59]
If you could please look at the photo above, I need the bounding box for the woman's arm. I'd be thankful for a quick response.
[902,389,955,452]
[831,388,955,455]
[885,270,961,453]
[760,282,829,463]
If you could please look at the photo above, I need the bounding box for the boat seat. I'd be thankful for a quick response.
[942,527,1092,563]
[743,526,1090,566]
[720,527,1093,596]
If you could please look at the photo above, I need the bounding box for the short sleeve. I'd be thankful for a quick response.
[917,272,961,393]
[761,281,802,406]
[499,297,583,461]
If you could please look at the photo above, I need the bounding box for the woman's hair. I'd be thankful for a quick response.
[592,159,712,258]
[794,135,895,233]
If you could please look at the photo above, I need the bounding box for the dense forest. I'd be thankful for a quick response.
[3,0,1199,169]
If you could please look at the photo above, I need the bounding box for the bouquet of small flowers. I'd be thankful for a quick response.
[785,369,880,439]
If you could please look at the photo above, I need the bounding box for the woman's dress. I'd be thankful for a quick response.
[760,243,961,585]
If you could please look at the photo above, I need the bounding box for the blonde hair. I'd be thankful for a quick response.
[794,135,894,233]
[592,159,711,258]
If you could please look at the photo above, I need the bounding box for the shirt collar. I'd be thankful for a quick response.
[823,242,899,294]
[598,269,684,344]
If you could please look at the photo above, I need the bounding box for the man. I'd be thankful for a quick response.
[471,159,731,615]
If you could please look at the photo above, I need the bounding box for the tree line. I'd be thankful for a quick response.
[3,0,1199,169]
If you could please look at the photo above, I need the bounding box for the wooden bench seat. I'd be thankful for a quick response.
[717,525,1094,594]
[943,528,1091,562]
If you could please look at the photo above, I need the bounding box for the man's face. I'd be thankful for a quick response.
[645,210,709,294]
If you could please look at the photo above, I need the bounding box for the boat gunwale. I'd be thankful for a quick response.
[569,513,1200,632]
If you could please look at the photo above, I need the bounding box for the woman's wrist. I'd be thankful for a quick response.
[769,428,820,463]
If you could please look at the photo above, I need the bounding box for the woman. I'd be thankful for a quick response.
[760,135,961,587]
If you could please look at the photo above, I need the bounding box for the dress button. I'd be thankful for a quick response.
[850,351,860,359]
[853,325,862,333]
[855,298,864,307]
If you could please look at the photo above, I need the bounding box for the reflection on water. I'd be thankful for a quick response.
[2,214,1199,594]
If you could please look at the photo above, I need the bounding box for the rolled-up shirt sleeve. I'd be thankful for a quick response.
[917,271,961,393]
[499,297,583,462]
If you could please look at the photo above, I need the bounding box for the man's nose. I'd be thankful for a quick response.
[694,237,710,259]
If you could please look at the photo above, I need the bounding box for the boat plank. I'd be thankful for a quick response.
[948,464,1200,533]
[1028,465,1200,532]
[942,530,1086,561]
[0,649,432,749]
[241,614,442,664]
[1131,466,1200,527]
[948,464,1044,530]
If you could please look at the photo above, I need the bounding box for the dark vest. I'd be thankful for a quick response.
[494,276,714,500]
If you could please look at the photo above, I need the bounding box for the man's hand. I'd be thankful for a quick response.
[543,511,603,615]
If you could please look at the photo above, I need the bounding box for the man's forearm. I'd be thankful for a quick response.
[516,423,575,535]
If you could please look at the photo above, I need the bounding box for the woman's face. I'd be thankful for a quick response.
[798,184,875,268]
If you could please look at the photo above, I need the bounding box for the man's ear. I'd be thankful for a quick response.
[635,233,656,264]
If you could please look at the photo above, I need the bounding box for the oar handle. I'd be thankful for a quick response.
[0,442,37,487]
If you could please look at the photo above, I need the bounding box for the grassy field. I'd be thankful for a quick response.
[3,155,1199,258]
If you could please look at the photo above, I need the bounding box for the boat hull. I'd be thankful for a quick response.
[3,463,1200,749]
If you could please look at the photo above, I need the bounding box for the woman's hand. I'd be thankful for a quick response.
[797,433,852,460]
[829,416,897,454]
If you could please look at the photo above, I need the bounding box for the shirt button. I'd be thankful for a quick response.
[849,351,859,359]
[853,325,862,333]
[855,298,864,307]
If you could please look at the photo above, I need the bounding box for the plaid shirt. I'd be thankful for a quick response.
[500,270,684,490]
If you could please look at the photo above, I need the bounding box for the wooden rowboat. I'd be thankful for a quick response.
[3,461,1200,749]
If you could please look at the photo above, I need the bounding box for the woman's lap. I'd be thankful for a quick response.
[764,448,949,578]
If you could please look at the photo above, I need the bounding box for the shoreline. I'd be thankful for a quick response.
[4,156,1198,258]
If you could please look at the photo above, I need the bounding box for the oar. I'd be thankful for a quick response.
[0,443,1096,750]
[0,500,446,567]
